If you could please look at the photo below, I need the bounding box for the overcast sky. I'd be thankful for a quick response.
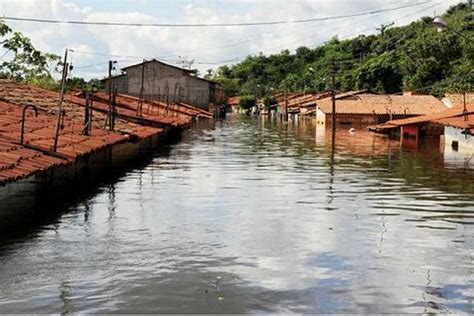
[0,0,462,79]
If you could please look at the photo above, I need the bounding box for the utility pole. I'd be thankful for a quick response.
[330,59,337,136]
[53,48,69,152]
[111,85,117,130]
[105,60,117,130]
[137,59,146,116]
[83,90,90,136]
[284,85,289,121]
[108,60,113,103]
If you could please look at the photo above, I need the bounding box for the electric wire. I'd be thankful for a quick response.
[1,1,433,28]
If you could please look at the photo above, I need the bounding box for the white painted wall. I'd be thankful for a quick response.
[444,126,474,153]
[315,107,326,125]
[443,126,474,170]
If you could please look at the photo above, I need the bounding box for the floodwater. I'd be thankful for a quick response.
[0,115,473,314]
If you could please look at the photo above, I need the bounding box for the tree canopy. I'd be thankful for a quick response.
[0,20,61,88]
[211,3,473,97]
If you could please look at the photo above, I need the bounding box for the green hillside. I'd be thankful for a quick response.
[212,3,473,97]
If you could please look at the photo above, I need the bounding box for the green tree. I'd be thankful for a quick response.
[0,20,61,83]
[239,95,257,110]
[210,3,472,97]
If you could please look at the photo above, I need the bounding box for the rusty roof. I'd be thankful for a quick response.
[0,80,161,140]
[316,94,446,115]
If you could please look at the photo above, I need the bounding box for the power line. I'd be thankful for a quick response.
[1,1,433,28]
[223,1,443,65]
[70,1,440,72]
[154,0,409,59]
[71,49,238,65]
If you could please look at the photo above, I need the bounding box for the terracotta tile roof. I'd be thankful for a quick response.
[0,98,132,185]
[0,80,206,185]
[0,100,127,160]
[443,93,474,108]
[369,102,474,134]
[0,137,65,185]
[316,94,446,115]
[228,96,240,107]
[275,93,301,104]
[0,80,161,140]
[93,93,212,119]
[433,115,474,134]
[281,93,331,108]
[276,93,304,107]
[335,90,368,100]
[86,92,193,127]
[175,101,213,118]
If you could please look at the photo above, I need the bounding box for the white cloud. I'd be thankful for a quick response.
[0,0,461,79]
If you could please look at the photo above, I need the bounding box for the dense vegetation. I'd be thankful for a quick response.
[211,3,473,97]
[0,20,61,89]
[0,21,102,91]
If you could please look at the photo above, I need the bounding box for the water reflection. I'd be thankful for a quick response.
[0,115,473,313]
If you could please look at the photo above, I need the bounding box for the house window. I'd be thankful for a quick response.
[451,141,459,151]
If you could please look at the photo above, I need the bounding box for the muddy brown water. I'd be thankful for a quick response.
[0,115,473,313]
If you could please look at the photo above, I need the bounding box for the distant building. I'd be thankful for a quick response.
[313,92,446,126]
[227,96,241,112]
[104,59,223,109]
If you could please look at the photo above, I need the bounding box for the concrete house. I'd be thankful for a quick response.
[106,59,222,110]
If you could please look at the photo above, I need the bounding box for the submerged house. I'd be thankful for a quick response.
[105,59,224,110]
[227,96,241,112]
[370,102,474,151]
[313,92,446,126]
